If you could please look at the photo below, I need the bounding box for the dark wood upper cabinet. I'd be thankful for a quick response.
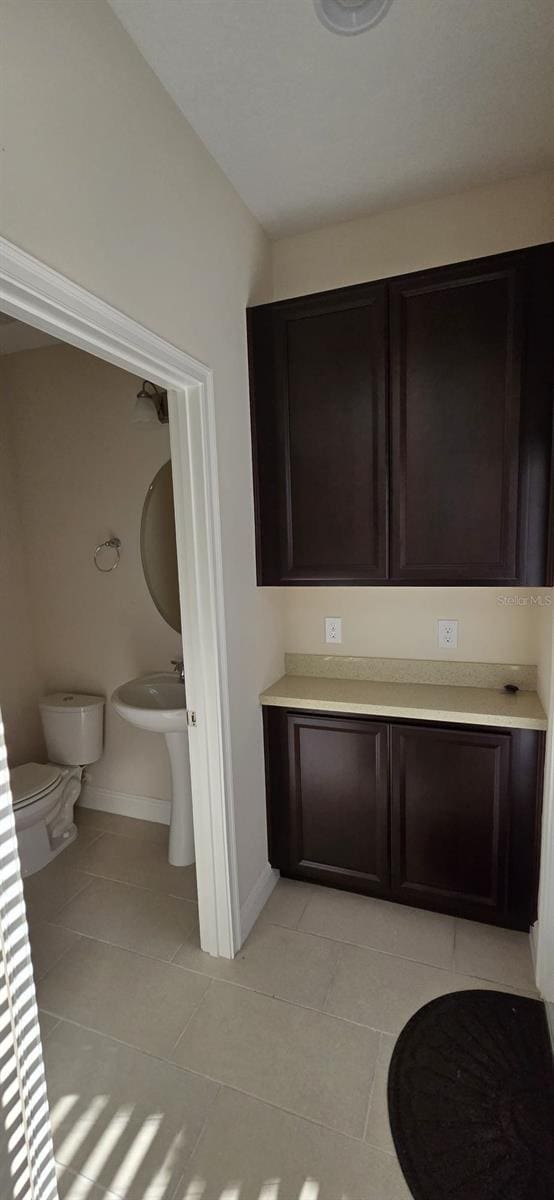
[390,258,523,582]
[248,244,553,586]
[248,284,388,583]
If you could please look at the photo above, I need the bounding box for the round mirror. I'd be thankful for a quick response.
[140,460,181,632]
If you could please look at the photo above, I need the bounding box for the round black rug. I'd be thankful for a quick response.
[387,989,554,1199]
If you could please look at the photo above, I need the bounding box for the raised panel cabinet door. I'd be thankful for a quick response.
[286,712,389,893]
[390,723,511,921]
[390,255,524,582]
[248,285,388,583]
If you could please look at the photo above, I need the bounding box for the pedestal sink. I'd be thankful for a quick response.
[111,673,193,867]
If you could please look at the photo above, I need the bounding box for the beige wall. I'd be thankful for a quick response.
[1,0,284,907]
[2,344,184,804]
[271,171,554,300]
[285,587,545,666]
[0,376,43,763]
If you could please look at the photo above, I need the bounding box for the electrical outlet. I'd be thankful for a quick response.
[438,619,458,649]
[325,617,342,644]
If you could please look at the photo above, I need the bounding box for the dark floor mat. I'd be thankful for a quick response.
[387,989,554,1199]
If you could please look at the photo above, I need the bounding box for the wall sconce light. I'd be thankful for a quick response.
[132,380,169,425]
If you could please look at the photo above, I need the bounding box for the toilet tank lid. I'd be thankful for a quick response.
[40,692,105,712]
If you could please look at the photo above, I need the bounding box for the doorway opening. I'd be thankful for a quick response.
[2,333,195,860]
[0,235,240,961]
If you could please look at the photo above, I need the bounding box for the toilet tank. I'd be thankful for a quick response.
[39,693,105,766]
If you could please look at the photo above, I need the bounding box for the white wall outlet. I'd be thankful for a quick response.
[437,619,458,649]
[325,616,342,644]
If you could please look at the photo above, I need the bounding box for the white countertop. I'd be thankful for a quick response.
[260,674,547,731]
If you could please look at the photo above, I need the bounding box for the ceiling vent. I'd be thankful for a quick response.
[313,0,393,36]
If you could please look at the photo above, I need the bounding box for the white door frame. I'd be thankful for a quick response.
[536,628,554,1015]
[0,235,240,959]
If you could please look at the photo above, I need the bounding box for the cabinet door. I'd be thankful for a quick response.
[390,255,524,583]
[285,712,389,892]
[248,285,388,584]
[390,723,511,921]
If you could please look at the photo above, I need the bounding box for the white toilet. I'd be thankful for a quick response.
[10,692,105,878]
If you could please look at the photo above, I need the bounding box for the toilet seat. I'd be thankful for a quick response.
[10,762,64,811]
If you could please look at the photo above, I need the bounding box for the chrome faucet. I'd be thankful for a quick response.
[171,658,185,684]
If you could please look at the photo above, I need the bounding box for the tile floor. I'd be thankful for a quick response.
[22,809,538,1200]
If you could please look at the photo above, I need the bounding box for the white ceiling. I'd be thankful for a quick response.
[109,0,554,238]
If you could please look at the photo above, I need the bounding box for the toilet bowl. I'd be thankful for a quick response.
[11,692,104,877]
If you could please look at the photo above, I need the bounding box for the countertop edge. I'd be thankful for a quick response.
[259,690,547,732]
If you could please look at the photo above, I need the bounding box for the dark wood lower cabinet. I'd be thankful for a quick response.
[390,724,511,923]
[264,707,544,930]
[285,712,389,893]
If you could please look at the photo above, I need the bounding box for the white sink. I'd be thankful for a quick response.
[111,672,186,733]
[111,673,193,867]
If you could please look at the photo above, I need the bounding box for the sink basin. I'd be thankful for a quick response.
[111,673,193,867]
[111,672,186,733]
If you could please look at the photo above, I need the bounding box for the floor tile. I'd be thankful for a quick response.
[64,833,197,900]
[39,1009,60,1042]
[23,861,93,925]
[365,1033,396,1154]
[57,1164,119,1199]
[176,1087,412,1200]
[37,939,210,1056]
[57,1164,119,1198]
[56,826,105,868]
[174,919,342,1007]
[76,808,169,845]
[45,1022,218,1200]
[55,877,198,961]
[324,942,520,1035]
[453,919,536,991]
[0,1148,15,1200]
[171,979,378,1137]
[29,922,82,981]
[299,888,455,968]
[261,877,313,928]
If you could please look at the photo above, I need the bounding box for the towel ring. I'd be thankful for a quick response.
[94,537,121,573]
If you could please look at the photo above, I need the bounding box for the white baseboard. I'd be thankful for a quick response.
[239,861,279,945]
[79,782,171,826]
